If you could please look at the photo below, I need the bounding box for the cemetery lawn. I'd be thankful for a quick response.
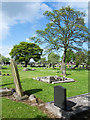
[1,65,88,118]
[1,97,47,119]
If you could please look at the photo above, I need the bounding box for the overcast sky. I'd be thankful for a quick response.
[0,0,89,58]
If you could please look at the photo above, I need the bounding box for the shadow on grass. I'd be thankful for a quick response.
[1,67,8,69]
[1,117,57,120]
[66,73,71,76]
[24,89,42,96]
[66,68,88,71]
[0,83,14,87]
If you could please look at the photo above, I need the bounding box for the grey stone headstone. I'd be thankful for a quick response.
[0,88,12,97]
[54,86,66,110]
[29,94,37,103]
[10,59,23,97]
[61,62,66,75]
[23,68,29,71]
[0,71,1,75]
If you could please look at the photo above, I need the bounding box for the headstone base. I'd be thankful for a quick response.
[13,92,28,100]
[45,93,90,120]
[46,101,62,118]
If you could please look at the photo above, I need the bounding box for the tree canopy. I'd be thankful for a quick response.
[9,42,43,67]
[0,54,10,63]
[30,6,88,74]
[48,52,60,68]
[62,49,75,63]
[75,51,86,65]
[40,57,46,66]
[40,57,46,64]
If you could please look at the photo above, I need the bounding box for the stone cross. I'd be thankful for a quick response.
[54,86,66,110]
[10,59,23,97]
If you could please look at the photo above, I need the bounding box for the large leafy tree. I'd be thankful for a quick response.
[84,50,90,65]
[9,42,43,67]
[40,57,46,66]
[30,6,88,75]
[75,51,86,66]
[0,53,10,63]
[48,52,60,68]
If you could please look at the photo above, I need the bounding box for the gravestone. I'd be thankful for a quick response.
[10,59,28,100]
[0,88,12,97]
[23,68,29,71]
[54,86,66,110]
[46,86,90,119]
[0,66,1,69]
[0,71,1,76]
[61,62,66,75]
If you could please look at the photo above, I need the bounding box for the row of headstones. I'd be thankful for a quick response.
[10,59,66,110]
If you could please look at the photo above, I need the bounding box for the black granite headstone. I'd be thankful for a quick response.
[54,86,66,110]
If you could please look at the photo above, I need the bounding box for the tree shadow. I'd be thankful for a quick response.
[34,115,50,120]
[1,67,7,69]
[24,89,42,96]
[66,68,87,71]
[1,117,51,120]
[66,73,71,76]
[0,82,14,87]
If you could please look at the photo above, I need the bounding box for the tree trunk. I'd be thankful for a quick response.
[48,63,51,68]
[30,63,33,67]
[63,48,66,63]
[43,63,45,67]
[50,63,52,67]
[24,61,28,67]
[52,64,55,69]
[61,48,66,75]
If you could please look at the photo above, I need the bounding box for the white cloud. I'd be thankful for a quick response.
[53,2,88,11]
[0,2,52,57]
[1,1,88,41]
[0,45,13,58]
[66,2,88,10]
[26,38,30,41]
[1,1,89,57]
[1,2,52,40]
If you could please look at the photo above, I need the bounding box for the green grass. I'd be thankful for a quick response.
[0,65,88,118]
[1,97,47,119]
